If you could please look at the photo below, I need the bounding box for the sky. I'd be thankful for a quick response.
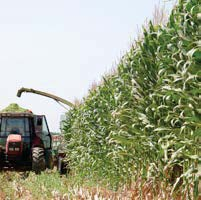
[0,0,175,132]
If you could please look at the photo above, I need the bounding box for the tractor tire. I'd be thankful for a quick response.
[57,157,67,175]
[32,147,46,174]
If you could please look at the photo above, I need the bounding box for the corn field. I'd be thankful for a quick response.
[64,0,200,198]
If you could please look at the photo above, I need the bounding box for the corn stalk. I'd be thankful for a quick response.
[64,0,200,198]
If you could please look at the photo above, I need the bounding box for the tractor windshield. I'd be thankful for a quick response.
[0,117,30,137]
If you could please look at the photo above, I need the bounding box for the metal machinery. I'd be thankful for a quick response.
[0,111,53,173]
[17,87,74,174]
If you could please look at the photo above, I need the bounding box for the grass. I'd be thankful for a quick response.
[0,170,194,199]
[0,170,69,199]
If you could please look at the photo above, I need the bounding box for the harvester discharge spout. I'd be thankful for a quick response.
[17,87,74,108]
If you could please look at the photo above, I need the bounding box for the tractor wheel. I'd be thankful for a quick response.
[32,147,46,174]
[57,157,67,175]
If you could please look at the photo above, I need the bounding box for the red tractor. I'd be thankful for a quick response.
[0,111,53,173]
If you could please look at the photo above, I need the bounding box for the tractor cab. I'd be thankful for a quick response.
[34,115,52,149]
[0,112,53,172]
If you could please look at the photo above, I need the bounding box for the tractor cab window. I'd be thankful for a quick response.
[35,116,51,149]
[0,118,6,136]
[0,118,30,137]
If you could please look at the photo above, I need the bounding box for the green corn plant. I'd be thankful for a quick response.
[63,0,200,198]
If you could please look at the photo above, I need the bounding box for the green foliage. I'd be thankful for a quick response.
[0,171,181,199]
[0,171,71,199]
[1,103,28,113]
[64,0,200,197]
